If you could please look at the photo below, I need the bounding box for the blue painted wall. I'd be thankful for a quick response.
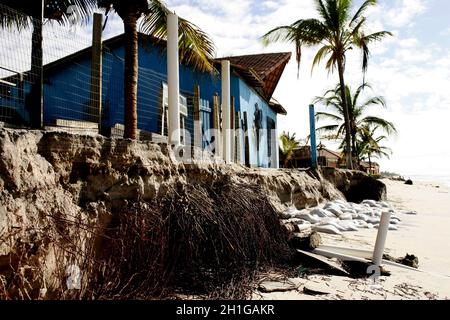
[38,37,279,167]
[238,78,277,168]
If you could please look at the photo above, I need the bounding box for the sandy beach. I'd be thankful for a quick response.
[255,179,450,300]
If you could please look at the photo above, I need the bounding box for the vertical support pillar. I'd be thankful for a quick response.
[221,60,231,163]
[167,13,180,146]
[193,85,202,149]
[230,96,235,163]
[235,111,242,164]
[243,111,250,167]
[212,94,221,157]
[309,104,318,168]
[90,13,103,130]
[372,211,392,266]
[274,123,280,169]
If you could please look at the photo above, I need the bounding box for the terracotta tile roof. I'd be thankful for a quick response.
[215,52,291,101]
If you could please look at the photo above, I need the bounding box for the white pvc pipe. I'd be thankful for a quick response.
[167,13,180,146]
[221,60,231,163]
[372,211,392,266]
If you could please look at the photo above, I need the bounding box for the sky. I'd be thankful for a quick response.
[97,0,450,177]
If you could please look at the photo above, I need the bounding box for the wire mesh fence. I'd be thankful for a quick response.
[0,2,196,145]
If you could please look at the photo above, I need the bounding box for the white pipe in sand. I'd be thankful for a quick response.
[372,211,392,266]
[221,60,231,163]
[167,13,180,146]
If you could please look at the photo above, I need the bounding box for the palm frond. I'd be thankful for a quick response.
[350,0,376,26]
[139,0,215,72]
[315,111,343,122]
[360,116,397,135]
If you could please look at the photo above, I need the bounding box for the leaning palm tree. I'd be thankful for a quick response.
[262,0,392,169]
[313,82,396,164]
[1,0,215,139]
[279,131,300,168]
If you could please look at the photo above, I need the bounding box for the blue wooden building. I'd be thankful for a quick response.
[0,33,290,168]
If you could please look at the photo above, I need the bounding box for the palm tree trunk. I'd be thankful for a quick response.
[336,57,353,169]
[368,153,372,174]
[29,1,44,129]
[123,15,138,140]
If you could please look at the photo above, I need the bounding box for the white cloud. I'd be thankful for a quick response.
[384,0,427,28]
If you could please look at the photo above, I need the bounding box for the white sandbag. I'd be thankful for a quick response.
[338,213,353,221]
[337,220,359,232]
[353,220,369,228]
[295,212,321,224]
[362,200,377,206]
[310,208,334,218]
[313,224,343,235]
[354,214,370,222]
[367,223,374,229]
[315,218,346,231]
[326,206,344,217]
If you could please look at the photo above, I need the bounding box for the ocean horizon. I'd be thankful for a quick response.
[406,174,450,188]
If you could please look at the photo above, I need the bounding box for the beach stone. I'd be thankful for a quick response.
[345,175,387,203]
[303,282,332,295]
[403,210,418,215]
[405,179,413,185]
[259,280,298,293]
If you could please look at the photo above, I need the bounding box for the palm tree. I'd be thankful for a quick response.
[1,0,215,139]
[262,0,392,169]
[356,125,392,172]
[313,82,396,165]
[279,131,300,168]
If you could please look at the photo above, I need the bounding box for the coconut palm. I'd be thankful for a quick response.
[279,131,300,168]
[313,82,396,165]
[262,0,392,169]
[0,0,215,138]
[357,125,392,171]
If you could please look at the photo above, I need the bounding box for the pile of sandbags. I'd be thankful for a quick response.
[281,199,408,235]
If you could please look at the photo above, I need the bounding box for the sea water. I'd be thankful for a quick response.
[408,174,450,188]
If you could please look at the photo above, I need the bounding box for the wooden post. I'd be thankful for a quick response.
[193,85,202,148]
[230,96,235,163]
[309,104,318,168]
[243,111,250,167]
[212,94,221,157]
[235,111,241,164]
[90,13,103,130]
